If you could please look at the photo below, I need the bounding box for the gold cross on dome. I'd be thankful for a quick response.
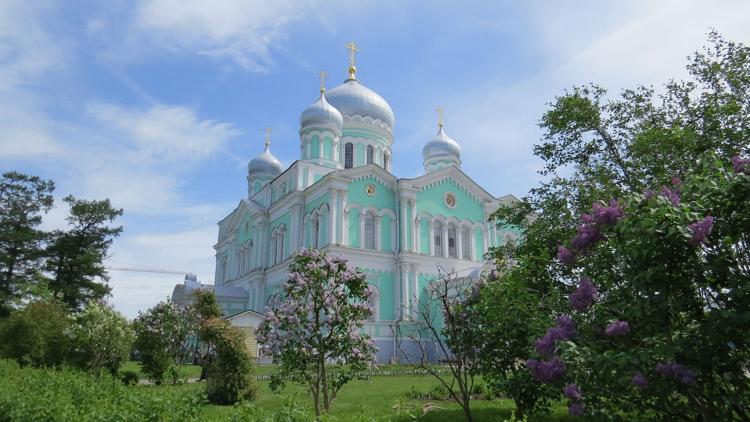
[264,127,272,148]
[346,41,359,67]
[319,71,327,93]
[435,106,445,128]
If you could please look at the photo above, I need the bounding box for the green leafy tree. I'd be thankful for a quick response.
[45,195,123,310]
[67,301,134,376]
[256,249,376,417]
[133,300,193,384]
[529,155,750,420]
[475,273,557,416]
[0,300,70,367]
[0,172,54,315]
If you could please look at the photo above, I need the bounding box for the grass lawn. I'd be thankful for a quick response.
[136,365,575,421]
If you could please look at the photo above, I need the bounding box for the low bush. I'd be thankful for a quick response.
[0,359,203,421]
[119,370,139,386]
[0,301,70,368]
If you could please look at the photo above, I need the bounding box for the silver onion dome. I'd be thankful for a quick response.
[300,91,343,130]
[248,141,282,177]
[423,126,461,163]
[326,79,395,130]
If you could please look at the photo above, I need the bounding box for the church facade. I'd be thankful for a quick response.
[174,50,520,363]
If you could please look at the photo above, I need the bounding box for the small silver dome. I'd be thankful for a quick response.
[300,91,343,130]
[248,142,282,177]
[326,79,395,130]
[423,126,461,162]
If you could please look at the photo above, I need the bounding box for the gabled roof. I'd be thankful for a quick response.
[400,165,519,205]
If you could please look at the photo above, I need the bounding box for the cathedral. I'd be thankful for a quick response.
[173,45,520,363]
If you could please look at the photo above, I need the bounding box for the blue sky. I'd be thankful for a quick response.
[1,0,748,318]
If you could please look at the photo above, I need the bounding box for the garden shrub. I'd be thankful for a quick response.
[0,359,203,421]
[67,301,134,376]
[200,317,257,405]
[0,301,70,367]
[119,370,139,386]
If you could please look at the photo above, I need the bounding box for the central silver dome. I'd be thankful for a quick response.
[326,79,395,130]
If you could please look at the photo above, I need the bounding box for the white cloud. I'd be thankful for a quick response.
[89,103,241,162]
[134,0,313,71]
[107,225,218,318]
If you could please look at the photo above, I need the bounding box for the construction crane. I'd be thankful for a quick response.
[105,266,193,276]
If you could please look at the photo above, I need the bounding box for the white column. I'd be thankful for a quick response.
[470,229,477,261]
[399,264,409,321]
[329,190,338,245]
[375,215,382,250]
[415,216,421,254]
[442,224,449,258]
[390,219,397,251]
[428,220,435,256]
[409,199,417,252]
[457,225,464,260]
[409,264,418,319]
[342,209,349,246]
[359,210,366,249]
[483,228,489,254]
[400,199,407,252]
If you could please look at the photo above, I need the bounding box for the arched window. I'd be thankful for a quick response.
[367,285,379,322]
[461,227,471,260]
[448,225,457,258]
[434,221,444,257]
[270,233,277,266]
[220,257,228,283]
[344,143,354,168]
[276,227,285,264]
[383,152,389,170]
[366,145,374,164]
[248,240,254,269]
[364,213,375,250]
[313,215,320,248]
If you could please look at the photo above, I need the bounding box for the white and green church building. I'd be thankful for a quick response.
[173,53,520,363]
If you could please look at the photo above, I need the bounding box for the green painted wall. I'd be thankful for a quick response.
[305,192,330,214]
[322,136,332,160]
[237,213,254,243]
[311,135,320,159]
[381,215,392,251]
[271,212,291,257]
[355,143,364,166]
[348,211,359,247]
[419,219,430,254]
[347,176,396,210]
[416,178,484,223]
[362,268,396,322]
[474,227,484,261]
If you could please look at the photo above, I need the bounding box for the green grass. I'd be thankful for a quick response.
[147,371,574,421]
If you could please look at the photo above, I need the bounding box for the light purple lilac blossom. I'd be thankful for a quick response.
[570,224,602,251]
[557,245,576,266]
[591,200,624,226]
[688,216,715,246]
[564,383,582,401]
[569,403,585,416]
[535,315,578,357]
[660,186,681,206]
[527,357,566,383]
[604,320,630,337]
[655,362,696,385]
[569,277,598,311]
[632,372,648,389]
[732,155,750,174]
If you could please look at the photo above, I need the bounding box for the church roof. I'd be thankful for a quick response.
[326,79,395,131]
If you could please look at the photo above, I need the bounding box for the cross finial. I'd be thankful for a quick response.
[435,106,445,128]
[319,71,327,93]
[346,41,359,80]
[264,127,272,149]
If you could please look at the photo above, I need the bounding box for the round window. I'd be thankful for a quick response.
[445,193,456,208]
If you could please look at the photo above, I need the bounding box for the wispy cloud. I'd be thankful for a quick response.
[134,0,316,72]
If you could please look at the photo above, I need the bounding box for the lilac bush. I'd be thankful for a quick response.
[256,249,376,416]
[603,320,630,337]
[568,277,597,311]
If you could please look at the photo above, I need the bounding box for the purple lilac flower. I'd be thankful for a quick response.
[732,155,750,174]
[557,245,576,266]
[604,320,630,337]
[688,216,715,246]
[570,224,603,251]
[564,383,582,401]
[655,362,696,385]
[660,186,681,206]
[671,177,682,187]
[555,315,578,339]
[527,357,566,383]
[632,372,648,389]
[535,334,556,357]
[569,277,598,311]
[591,200,624,226]
[569,403,585,416]
[643,189,655,200]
